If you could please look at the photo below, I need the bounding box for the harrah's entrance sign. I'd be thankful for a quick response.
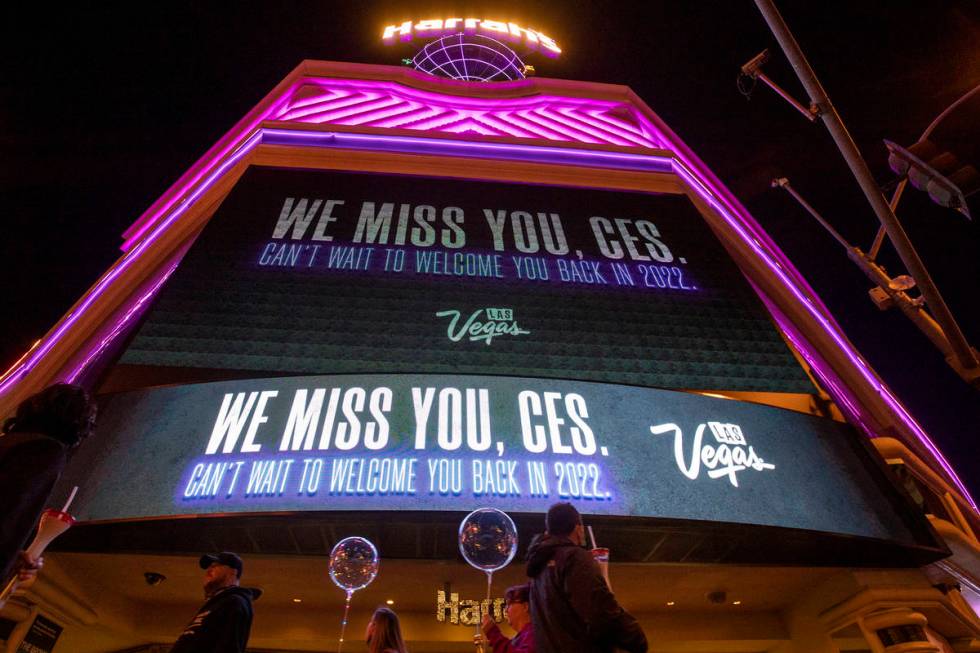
[382,18,562,57]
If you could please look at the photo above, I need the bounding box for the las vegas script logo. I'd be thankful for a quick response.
[436,307,530,345]
[650,421,775,487]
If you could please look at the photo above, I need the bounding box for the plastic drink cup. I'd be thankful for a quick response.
[0,509,75,609]
[591,547,610,589]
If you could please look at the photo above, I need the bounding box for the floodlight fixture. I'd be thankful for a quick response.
[738,49,816,122]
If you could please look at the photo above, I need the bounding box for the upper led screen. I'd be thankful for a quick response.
[120,167,812,393]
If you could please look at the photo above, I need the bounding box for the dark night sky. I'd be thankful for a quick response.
[2,2,978,497]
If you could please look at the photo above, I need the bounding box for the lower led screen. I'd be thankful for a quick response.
[118,167,812,393]
[59,374,918,547]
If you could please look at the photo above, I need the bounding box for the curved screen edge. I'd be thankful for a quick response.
[57,373,929,550]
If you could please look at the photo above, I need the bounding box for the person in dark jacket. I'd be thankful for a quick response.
[171,552,262,653]
[480,583,536,653]
[0,383,97,585]
[525,503,647,653]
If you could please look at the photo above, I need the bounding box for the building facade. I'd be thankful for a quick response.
[1,61,978,653]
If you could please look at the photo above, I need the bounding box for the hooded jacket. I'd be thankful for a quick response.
[171,585,262,653]
[525,534,647,653]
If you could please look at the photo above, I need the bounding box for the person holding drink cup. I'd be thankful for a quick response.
[525,502,647,653]
[0,384,96,587]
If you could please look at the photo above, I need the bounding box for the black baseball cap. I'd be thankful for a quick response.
[199,552,243,578]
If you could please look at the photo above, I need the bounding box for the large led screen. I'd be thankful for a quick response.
[60,373,917,547]
[119,167,812,393]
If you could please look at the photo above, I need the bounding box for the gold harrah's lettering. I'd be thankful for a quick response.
[382,19,561,57]
[435,590,505,626]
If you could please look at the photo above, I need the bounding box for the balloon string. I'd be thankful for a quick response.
[473,571,493,653]
[338,589,353,653]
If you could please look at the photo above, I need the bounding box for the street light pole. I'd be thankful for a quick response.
[754,0,979,382]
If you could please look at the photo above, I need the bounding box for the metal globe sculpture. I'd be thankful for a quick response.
[412,33,526,82]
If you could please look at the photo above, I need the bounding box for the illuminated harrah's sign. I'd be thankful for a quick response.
[382,18,561,57]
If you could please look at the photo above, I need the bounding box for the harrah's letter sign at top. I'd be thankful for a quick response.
[382,19,561,58]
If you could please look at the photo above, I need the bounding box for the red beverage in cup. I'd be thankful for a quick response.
[591,547,610,589]
[0,509,75,609]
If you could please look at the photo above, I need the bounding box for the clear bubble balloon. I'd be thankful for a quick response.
[458,508,518,572]
[329,536,379,593]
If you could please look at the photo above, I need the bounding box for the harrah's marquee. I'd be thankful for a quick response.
[382,18,562,57]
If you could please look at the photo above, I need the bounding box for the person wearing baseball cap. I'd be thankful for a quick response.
[170,552,262,653]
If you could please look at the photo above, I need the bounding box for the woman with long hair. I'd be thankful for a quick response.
[365,606,409,653]
[0,383,97,585]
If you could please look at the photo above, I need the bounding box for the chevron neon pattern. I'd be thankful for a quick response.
[272,81,662,148]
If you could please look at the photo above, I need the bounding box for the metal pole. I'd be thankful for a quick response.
[774,178,955,356]
[772,178,849,248]
[756,72,817,122]
[867,182,903,261]
[754,0,978,374]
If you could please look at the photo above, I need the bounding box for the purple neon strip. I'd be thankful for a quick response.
[66,262,178,383]
[752,280,872,435]
[672,160,978,510]
[0,130,264,396]
[259,128,674,173]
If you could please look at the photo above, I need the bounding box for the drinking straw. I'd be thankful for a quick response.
[61,486,79,513]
